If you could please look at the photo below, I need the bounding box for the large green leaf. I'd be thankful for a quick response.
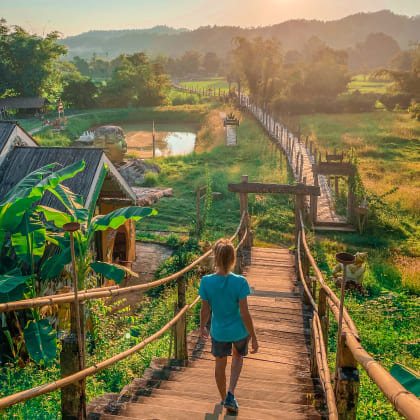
[36,205,72,228]
[390,364,420,397]
[0,269,31,303]
[11,212,46,266]
[23,319,57,363]
[90,207,156,234]
[89,262,126,284]
[40,248,71,280]
[48,183,85,219]
[0,161,85,233]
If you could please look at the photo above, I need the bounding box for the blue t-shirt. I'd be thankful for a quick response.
[199,272,251,342]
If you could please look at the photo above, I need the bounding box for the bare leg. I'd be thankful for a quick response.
[215,356,227,401]
[228,345,244,395]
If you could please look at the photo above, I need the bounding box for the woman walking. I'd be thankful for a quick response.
[199,238,258,413]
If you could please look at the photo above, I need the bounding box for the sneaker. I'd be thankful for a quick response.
[224,392,239,413]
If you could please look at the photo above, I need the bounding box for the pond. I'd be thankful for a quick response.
[121,122,198,158]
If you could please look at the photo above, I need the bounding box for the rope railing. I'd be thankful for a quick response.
[297,210,420,420]
[0,296,200,410]
[0,213,247,314]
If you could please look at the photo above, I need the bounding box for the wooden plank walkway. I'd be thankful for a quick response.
[96,247,326,419]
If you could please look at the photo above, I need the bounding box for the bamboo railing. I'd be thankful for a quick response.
[297,210,420,420]
[0,213,247,315]
[0,214,249,413]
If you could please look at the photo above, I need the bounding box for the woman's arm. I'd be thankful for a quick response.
[239,297,258,353]
[200,299,211,340]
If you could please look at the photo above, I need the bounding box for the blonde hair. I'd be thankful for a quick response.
[213,238,236,273]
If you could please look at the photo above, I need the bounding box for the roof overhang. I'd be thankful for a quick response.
[85,155,137,209]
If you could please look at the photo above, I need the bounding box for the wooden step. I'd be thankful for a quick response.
[125,398,323,420]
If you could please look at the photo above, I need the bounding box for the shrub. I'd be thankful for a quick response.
[143,172,159,187]
[171,93,200,105]
[408,101,420,121]
[379,93,413,111]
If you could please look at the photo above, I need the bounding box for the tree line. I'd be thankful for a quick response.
[0,19,171,109]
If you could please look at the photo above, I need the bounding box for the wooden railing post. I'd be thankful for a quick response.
[60,302,86,420]
[239,175,253,252]
[318,288,329,356]
[309,319,318,378]
[175,276,188,364]
[335,334,360,420]
[196,186,200,235]
[310,171,319,225]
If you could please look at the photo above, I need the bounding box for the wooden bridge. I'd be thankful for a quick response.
[96,247,324,420]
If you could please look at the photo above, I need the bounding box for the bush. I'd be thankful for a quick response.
[379,93,413,111]
[337,91,377,113]
[143,172,159,187]
[409,101,420,121]
[171,93,200,105]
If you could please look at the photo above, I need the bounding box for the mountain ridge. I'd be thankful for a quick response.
[60,10,420,59]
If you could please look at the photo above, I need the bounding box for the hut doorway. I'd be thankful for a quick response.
[112,230,128,264]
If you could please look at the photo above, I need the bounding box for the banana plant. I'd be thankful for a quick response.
[0,159,156,363]
[0,161,85,362]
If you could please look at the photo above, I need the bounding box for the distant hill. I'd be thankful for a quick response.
[61,10,420,59]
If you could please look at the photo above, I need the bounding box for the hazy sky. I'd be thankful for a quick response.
[1,0,420,37]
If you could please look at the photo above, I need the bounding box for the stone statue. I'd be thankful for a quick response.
[332,252,367,292]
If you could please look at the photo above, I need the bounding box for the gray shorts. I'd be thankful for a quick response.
[211,336,249,358]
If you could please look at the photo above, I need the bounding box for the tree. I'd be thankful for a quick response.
[203,52,220,74]
[231,37,283,105]
[100,53,171,107]
[0,19,67,99]
[374,43,420,100]
[178,50,201,75]
[349,33,401,71]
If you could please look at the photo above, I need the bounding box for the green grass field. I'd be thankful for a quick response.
[346,74,392,95]
[179,77,231,94]
[301,111,420,217]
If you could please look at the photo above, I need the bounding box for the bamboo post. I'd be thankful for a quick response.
[175,276,188,364]
[309,319,319,378]
[347,177,356,224]
[295,152,299,178]
[318,288,329,356]
[196,186,201,235]
[306,136,309,149]
[300,154,304,182]
[334,253,356,393]
[239,175,252,250]
[310,170,319,225]
[61,222,86,420]
[152,120,156,160]
[336,334,360,420]
[310,141,313,156]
